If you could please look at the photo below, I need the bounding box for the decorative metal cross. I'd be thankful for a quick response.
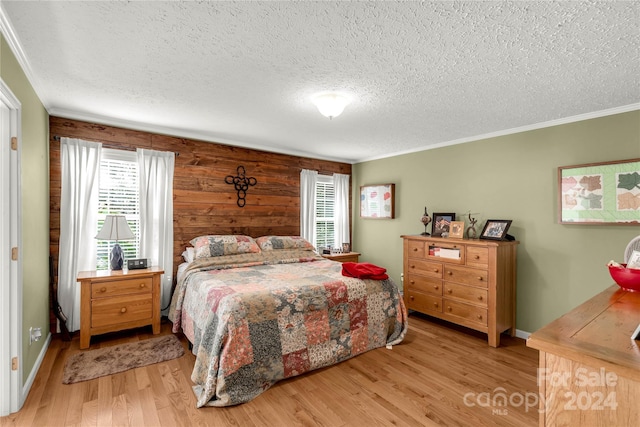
[225,165,257,207]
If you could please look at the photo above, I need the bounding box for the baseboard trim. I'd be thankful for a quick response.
[20,332,51,410]
[515,329,531,340]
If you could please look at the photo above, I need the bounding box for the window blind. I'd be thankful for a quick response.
[96,149,140,270]
[315,178,335,249]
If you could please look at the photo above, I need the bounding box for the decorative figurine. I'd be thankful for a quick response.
[420,207,432,235]
[466,211,478,239]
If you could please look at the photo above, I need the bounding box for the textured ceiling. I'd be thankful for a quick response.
[1,1,639,163]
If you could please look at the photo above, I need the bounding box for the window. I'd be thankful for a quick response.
[315,175,335,249]
[96,149,140,270]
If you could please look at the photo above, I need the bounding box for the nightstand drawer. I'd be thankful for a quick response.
[91,294,153,328]
[91,277,152,298]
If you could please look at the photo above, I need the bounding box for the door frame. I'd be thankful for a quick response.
[0,79,22,416]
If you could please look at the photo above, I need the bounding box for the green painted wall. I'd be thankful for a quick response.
[353,111,640,333]
[0,36,50,383]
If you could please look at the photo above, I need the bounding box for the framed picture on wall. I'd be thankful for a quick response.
[431,213,455,237]
[558,158,640,225]
[360,184,395,219]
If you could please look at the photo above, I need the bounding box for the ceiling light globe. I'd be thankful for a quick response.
[311,93,351,119]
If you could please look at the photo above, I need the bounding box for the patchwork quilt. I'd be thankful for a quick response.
[168,249,408,407]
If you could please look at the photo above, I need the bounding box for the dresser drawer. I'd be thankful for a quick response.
[406,274,442,296]
[91,277,153,298]
[407,291,442,314]
[443,265,488,287]
[407,240,426,258]
[444,282,488,307]
[407,259,443,278]
[443,299,488,326]
[91,294,153,328]
[467,246,488,268]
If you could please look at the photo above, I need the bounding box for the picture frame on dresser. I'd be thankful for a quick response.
[431,213,455,237]
[449,221,465,238]
[479,219,512,240]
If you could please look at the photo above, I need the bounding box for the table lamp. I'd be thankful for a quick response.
[95,214,134,270]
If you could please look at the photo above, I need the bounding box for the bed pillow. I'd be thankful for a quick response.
[256,235,315,251]
[181,247,195,263]
[190,235,260,259]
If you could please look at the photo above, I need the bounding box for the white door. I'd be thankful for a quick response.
[0,80,21,416]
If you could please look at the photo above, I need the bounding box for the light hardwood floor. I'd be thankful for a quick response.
[2,313,539,426]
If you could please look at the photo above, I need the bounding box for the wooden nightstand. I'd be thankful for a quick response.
[77,267,164,349]
[322,252,361,263]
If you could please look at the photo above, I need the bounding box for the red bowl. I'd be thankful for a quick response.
[609,264,640,292]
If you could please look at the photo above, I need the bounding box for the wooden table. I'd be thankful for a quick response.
[77,267,164,349]
[321,252,360,263]
[527,285,640,426]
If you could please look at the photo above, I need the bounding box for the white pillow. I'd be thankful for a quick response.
[182,247,195,263]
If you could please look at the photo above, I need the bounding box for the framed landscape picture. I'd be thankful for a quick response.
[360,184,395,219]
[558,158,640,225]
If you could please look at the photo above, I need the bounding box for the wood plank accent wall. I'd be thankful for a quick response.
[49,117,351,328]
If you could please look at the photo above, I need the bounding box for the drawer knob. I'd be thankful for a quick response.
[140,283,146,288]
[478,296,483,301]
[474,255,480,260]
[477,276,483,281]
[477,314,483,320]
[447,271,453,276]
[447,289,452,294]
[410,265,415,269]
[433,302,439,308]
[447,306,452,312]
[412,248,418,252]
[433,285,439,290]
[100,287,107,293]
[410,280,415,285]
[120,307,127,313]
[409,295,414,301]
[434,268,439,273]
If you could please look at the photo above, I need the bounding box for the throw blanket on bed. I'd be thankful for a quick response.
[169,250,407,407]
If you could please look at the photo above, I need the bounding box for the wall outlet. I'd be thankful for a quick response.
[29,327,42,345]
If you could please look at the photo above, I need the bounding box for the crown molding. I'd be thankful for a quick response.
[356,103,640,163]
[0,5,50,109]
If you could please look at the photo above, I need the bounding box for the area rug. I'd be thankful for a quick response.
[62,334,185,384]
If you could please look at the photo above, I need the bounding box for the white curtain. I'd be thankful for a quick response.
[300,169,318,247]
[333,173,350,247]
[137,148,174,315]
[58,138,102,331]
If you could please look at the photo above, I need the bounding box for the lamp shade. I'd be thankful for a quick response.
[311,92,351,119]
[95,215,134,241]
[95,215,134,270]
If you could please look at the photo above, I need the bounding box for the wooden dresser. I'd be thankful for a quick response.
[401,235,518,347]
[527,285,640,426]
[77,267,164,349]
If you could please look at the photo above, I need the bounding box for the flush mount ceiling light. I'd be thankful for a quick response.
[311,92,351,119]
